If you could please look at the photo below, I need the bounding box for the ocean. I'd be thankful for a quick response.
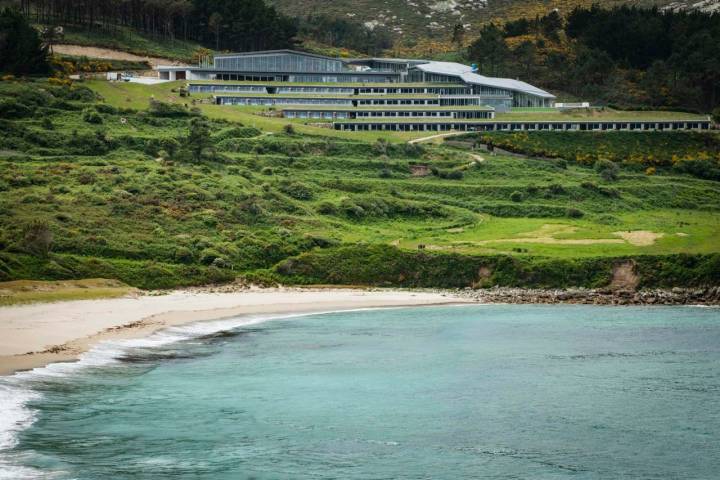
[1,305,719,479]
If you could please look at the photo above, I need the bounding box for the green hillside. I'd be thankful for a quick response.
[1,79,719,289]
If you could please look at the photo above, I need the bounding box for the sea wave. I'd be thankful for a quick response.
[0,312,295,478]
[0,306,406,477]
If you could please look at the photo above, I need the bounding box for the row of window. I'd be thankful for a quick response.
[277,86,355,94]
[216,74,279,82]
[336,121,710,132]
[214,54,343,73]
[354,111,493,119]
[189,84,267,93]
[284,111,349,119]
[281,111,494,120]
[218,97,353,106]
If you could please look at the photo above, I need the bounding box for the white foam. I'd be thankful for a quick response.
[0,307,407,476]
[0,382,42,479]
[0,305,432,476]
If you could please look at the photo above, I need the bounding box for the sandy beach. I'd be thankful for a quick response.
[0,288,465,376]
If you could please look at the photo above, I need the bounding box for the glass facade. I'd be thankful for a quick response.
[217,96,353,106]
[278,86,354,94]
[189,84,268,93]
[214,53,343,72]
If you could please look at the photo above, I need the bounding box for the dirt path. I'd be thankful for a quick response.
[408,131,471,144]
[53,44,187,68]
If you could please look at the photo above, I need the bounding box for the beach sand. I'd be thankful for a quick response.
[0,288,465,375]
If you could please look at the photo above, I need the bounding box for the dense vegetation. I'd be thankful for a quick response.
[465,132,720,181]
[9,0,297,51]
[1,79,719,289]
[298,15,393,56]
[0,7,49,74]
[467,6,720,112]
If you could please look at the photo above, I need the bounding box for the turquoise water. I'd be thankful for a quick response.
[1,305,720,479]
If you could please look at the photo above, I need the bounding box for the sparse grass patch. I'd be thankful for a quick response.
[0,278,135,306]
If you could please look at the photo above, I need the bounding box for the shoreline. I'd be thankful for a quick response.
[0,288,468,376]
[2,285,718,377]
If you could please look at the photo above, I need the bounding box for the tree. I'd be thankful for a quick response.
[451,23,465,46]
[503,18,531,37]
[467,24,509,76]
[712,107,720,125]
[39,24,63,54]
[514,40,536,77]
[191,47,213,66]
[540,10,563,40]
[0,7,50,75]
[208,12,223,50]
[185,117,213,161]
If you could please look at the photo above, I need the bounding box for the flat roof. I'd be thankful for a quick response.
[213,49,339,61]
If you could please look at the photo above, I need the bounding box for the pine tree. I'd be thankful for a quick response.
[0,7,50,75]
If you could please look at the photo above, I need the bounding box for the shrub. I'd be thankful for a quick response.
[63,86,96,102]
[199,248,222,265]
[0,99,33,118]
[41,118,54,130]
[22,220,53,257]
[81,108,103,124]
[316,201,337,215]
[673,159,720,181]
[95,103,117,114]
[211,257,232,269]
[279,181,313,200]
[547,183,566,195]
[402,142,424,157]
[77,171,96,184]
[216,126,261,140]
[373,138,389,155]
[283,124,295,135]
[510,191,524,202]
[379,168,392,178]
[340,198,366,218]
[148,98,194,117]
[566,207,584,218]
[595,159,619,182]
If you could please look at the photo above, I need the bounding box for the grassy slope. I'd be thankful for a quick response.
[1,78,719,289]
[0,279,134,306]
[53,25,203,62]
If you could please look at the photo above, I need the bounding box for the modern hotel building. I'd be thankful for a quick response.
[156,50,710,132]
